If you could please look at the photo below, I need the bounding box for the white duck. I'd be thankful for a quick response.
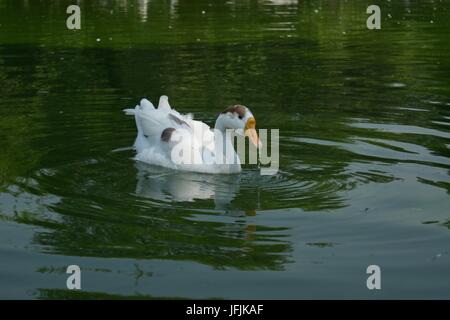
[124,96,261,174]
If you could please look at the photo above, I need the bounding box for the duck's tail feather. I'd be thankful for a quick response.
[124,96,196,153]
[124,98,172,141]
[124,98,154,113]
[158,95,171,112]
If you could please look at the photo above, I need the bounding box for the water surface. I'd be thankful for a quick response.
[1,0,450,299]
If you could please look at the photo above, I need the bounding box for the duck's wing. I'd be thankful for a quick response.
[124,97,191,142]
[155,96,214,146]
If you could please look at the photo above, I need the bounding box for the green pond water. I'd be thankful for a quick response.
[1,0,450,299]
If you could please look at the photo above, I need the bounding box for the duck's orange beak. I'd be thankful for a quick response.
[244,117,262,149]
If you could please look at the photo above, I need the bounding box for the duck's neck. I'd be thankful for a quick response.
[214,118,241,170]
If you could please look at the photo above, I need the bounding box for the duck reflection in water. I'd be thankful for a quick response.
[134,162,257,217]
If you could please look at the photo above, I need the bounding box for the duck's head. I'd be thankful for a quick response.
[217,105,262,149]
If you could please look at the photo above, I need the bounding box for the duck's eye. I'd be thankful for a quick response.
[238,114,243,120]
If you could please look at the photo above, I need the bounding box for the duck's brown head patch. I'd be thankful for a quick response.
[221,105,247,119]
